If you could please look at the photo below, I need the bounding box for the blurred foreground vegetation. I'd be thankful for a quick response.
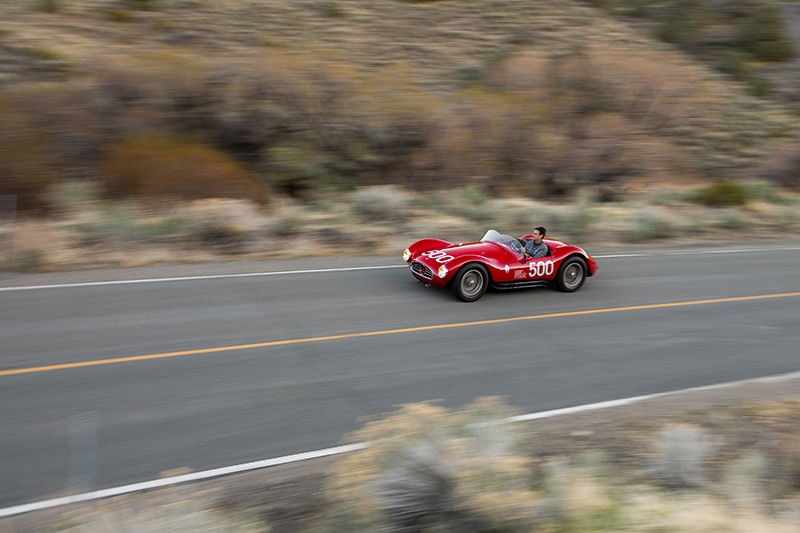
[18,397,800,532]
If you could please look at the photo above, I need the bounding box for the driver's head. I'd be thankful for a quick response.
[533,227,546,242]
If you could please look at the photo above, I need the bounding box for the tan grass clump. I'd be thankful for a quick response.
[326,398,549,532]
[100,136,264,203]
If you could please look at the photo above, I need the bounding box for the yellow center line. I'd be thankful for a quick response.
[4,292,800,377]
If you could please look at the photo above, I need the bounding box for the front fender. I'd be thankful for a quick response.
[443,257,498,285]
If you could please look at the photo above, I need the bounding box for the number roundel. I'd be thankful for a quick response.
[423,250,455,264]
[529,260,555,277]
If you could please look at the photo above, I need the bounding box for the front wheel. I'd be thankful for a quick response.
[555,256,587,292]
[452,263,489,302]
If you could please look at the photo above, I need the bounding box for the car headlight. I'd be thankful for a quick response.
[402,248,412,262]
[437,265,449,279]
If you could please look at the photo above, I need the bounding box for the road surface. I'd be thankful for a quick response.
[1,240,799,508]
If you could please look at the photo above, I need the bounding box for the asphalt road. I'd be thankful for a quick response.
[2,241,800,509]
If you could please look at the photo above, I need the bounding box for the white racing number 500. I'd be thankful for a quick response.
[529,260,554,277]
[422,250,455,264]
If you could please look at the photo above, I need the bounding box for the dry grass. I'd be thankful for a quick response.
[1,181,798,272]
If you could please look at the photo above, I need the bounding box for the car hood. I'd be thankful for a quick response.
[416,240,516,264]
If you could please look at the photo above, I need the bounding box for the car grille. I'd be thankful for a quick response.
[411,261,434,280]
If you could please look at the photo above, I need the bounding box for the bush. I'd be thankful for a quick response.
[655,0,707,49]
[140,216,191,239]
[716,210,750,230]
[760,142,800,190]
[100,136,264,203]
[33,0,60,13]
[46,181,103,217]
[739,4,794,62]
[0,96,65,211]
[457,186,489,206]
[315,1,345,17]
[691,178,748,207]
[327,398,548,532]
[126,0,158,10]
[71,202,139,242]
[648,424,712,488]
[623,212,672,242]
[1,249,46,272]
[351,186,411,222]
[103,9,136,22]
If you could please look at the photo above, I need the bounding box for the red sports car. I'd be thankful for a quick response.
[403,229,598,302]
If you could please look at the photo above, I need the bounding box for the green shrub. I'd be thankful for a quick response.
[457,185,489,206]
[140,216,191,239]
[718,49,751,81]
[126,0,158,10]
[196,223,247,253]
[273,217,304,238]
[103,9,136,22]
[547,196,596,243]
[33,0,60,13]
[25,46,63,61]
[72,202,138,241]
[647,188,686,206]
[46,181,103,217]
[623,212,672,242]
[2,249,47,272]
[790,454,800,490]
[691,178,748,207]
[655,0,707,48]
[739,4,794,62]
[315,1,345,17]
[351,186,411,222]
[717,210,749,229]
[266,142,353,196]
[769,206,799,229]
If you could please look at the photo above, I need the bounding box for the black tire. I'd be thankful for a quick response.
[555,256,587,292]
[452,263,489,302]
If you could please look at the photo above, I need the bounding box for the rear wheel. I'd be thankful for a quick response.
[452,263,489,302]
[555,256,587,292]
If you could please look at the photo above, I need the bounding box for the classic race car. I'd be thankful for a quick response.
[403,229,598,302]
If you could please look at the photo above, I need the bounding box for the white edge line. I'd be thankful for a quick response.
[0,443,368,519]
[593,253,648,258]
[595,246,800,259]
[0,265,407,293]
[2,369,799,520]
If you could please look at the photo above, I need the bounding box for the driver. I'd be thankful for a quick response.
[522,227,550,258]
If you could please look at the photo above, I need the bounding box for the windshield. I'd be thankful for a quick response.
[481,229,525,256]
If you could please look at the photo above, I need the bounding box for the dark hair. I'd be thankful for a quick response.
[535,226,546,237]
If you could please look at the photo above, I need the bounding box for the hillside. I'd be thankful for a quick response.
[2,0,799,196]
[2,0,800,270]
